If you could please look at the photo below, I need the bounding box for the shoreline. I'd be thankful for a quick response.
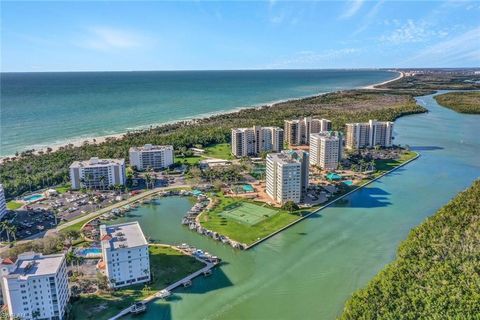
[0,71,400,161]
[362,70,404,89]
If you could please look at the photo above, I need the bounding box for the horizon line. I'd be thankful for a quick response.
[1,67,479,74]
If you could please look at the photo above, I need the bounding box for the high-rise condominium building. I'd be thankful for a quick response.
[0,252,70,320]
[69,157,126,190]
[129,144,174,170]
[266,150,309,204]
[231,126,284,157]
[0,184,6,220]
[309,132,344,170]
[345,120,394,149]
[100,222,150,289]
[284,117,332,146]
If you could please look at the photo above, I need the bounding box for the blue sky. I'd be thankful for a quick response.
[2,1,479,71]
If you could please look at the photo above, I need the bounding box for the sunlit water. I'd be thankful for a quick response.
[0,70,395,156]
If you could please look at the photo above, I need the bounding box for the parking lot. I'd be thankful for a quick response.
[1,174,186,241]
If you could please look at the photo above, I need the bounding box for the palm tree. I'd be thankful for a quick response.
[1,221,13,242]
[144,173,152,190]
[86,173,94,190]
[99,175,106,191]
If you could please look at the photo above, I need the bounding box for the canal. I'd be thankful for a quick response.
[117,91,480,320]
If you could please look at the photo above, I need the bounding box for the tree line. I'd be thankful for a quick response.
[340,179,480,319]
[1,89,426,200]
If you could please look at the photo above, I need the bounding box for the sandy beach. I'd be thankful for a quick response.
[362,71,404,89]
[1,70,402,162]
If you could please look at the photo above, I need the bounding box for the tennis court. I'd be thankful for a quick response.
[220,202,277,225]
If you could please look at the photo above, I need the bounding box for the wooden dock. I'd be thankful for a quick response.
[109,248,218,320]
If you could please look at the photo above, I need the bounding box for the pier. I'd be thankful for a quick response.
[109,245,219,320]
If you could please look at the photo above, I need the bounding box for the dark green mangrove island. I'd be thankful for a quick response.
[434,91,480,114]
[340,179,480,319]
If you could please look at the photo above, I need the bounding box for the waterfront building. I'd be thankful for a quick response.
[129,144,174,170]
[345,120,394,149]
[69,157,126,190]
[231,126,284,157]
[100,222,150,288]
[0,252,69,320]
[309,132,344,170]
[266,150,309,204]
[0,184,6,220]
[284,117,332,146]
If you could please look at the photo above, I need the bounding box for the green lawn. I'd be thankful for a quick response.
[71,246,204,320]
[204,143,234,160]
[221,201,278,225]
[373,151,417,176]
[55,184,71,193]
[200,195,307,245]
[6,200,23,210]
[175,156,202,165]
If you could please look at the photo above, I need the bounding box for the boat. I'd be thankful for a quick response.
[182,280,192,287]
[203,269,212,276]
[130,302,147,314]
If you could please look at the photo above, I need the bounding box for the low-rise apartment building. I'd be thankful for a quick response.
[0,252,70,320]
[69,157,126,190]
[231,126,284,157]
[100,222,150,288]
[309,132,344,171]
[345,120,394,149]
[284,117,332,146]
[129,144,174,170]
[266,150,309,204]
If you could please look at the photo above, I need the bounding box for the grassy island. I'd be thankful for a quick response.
[71,245,204,320]
[434,91,480,114]
[340,180,480,320]
[1,89,426,200]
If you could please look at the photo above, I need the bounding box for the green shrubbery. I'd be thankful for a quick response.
[1,90,426,199]
[341,180,480,319]
[434,91,480,114]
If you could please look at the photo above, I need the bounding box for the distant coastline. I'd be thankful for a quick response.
[0,70,399,160]
[362,70,404,89]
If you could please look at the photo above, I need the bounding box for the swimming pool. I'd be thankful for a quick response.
[343,180,354,186]
[76,247,102,258]
[242,184,254,192]
[23,194,45,203]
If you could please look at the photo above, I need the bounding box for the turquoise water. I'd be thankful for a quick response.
[76,247,102,257]
[242,184,254,192]
[343,180,353,186]
[0,70,395,156]
[111,91,479,320]
[23,194,44,202]
[326,172,342,180]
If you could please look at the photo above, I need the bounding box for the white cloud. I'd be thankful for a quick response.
[352,0,384,36]
[268,48,361,68]
[77,26,148,51]
[340,0,364,19]
[380,20,448,44]
[402,26,480,66]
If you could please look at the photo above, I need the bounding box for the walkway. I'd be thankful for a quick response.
[109,245,219,320]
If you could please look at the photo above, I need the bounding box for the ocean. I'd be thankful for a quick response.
[0,69,395,156]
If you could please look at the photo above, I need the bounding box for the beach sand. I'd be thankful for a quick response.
[1,71,401,161]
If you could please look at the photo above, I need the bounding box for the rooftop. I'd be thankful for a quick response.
[129,144,174,152]
[70,157,125,168]
[267,150,308,165]
[6,252,64,279]
[232,126,282,132]
[100,221,148,250]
